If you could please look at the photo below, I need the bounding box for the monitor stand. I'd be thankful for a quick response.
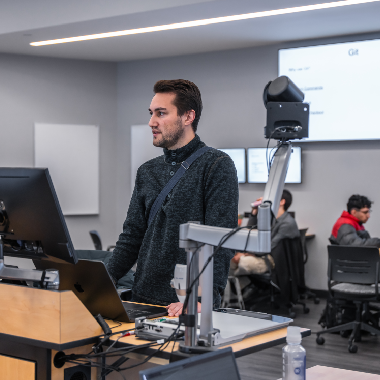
[0,235,59,287]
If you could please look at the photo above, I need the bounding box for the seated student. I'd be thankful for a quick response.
[330,194,380,247]
[230,189,300,291]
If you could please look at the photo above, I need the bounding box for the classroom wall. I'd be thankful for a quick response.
[0,53,118,268]
[116,31,380,290]
[2,32,379,288]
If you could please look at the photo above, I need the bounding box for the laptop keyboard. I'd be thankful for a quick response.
[123,304,152,318]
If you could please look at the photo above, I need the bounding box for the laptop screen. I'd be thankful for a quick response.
[139,347,241,380]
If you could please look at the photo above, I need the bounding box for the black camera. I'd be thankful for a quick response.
[263,76,309,140]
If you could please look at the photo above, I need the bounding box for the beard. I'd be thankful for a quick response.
[153,118,185,149]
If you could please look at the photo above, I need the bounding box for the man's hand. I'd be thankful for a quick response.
[231,252,245,264]
[166,302,202,317]
[251,197,263,216]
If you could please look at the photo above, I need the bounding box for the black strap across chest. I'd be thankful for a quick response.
[148,146,212,227]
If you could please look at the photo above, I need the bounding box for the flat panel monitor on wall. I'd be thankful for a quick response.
[279,38,380,141]
[218,148,246,183]
[247,147,301,184]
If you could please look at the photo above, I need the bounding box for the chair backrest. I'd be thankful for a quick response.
[283,238,306,289]
[328,245,380,285]
[298,228,308,264]
[89,230,102,250]
[271,237,305,304]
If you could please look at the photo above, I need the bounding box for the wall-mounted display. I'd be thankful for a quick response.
[218,148,246,183]
[279,38,380,141]
[248,147,301,184]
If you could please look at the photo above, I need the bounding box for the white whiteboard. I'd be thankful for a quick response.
[34,123,99,215]
[131,125,161,193]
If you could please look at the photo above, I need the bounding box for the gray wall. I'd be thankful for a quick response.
[117,32,380,290]
[0,53,118,268]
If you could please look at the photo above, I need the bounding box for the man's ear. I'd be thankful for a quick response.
[183,110,195,126]
[280,199,286,207]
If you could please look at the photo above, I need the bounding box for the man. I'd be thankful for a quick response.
[107,79,239,316]
[330,194,380,247]
[231,190,299,284]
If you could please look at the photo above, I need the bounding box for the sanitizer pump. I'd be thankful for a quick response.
[282,326,306,380]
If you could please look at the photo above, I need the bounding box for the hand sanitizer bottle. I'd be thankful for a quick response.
[282,326,306,380]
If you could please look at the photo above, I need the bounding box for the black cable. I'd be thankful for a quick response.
[268,145,278,168]
[181,243,204,316]
[110,321,123,329]
[266,127,283,175]
[242,224,257,253]
[116,326,181,373]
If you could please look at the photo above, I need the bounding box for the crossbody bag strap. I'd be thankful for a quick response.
[148,146,212,227]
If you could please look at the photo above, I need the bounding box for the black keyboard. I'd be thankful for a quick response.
[122,302,167,321]
[124,307,146,316]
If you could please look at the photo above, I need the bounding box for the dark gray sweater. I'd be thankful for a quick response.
[247,211,300,249]
[107,135,239,307]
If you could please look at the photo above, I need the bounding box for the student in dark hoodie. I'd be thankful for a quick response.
[330,194,380,247]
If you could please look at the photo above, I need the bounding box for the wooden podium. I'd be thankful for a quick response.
[0,283,102,380]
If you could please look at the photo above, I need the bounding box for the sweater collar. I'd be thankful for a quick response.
[163,134,204,163]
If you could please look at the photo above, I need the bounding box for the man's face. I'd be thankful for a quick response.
[148,92,185,149]
[351,207,371,224]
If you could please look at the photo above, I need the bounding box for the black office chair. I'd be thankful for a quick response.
[89,230,116,251]
[246,255,280,312]
[248,239,306,318]
[298,228,319,304]
[316,245,380,353]
[282,237,312,316]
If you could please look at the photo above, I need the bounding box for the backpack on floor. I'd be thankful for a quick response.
[318,297,356,328]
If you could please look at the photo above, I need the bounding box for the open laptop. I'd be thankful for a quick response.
[139,347,241,380]
[34,259,167,322]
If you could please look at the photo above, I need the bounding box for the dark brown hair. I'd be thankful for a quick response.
[282,189,293,211]
[153,79,202,132]
[347,194,372,213]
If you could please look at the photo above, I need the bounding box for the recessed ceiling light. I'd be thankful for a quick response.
[30,0,380,47]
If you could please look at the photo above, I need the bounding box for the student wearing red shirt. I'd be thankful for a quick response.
[330,194,380,247]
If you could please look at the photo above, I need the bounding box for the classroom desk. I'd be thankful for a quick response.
[278,365,380,380]
[108,321,310,360]
[0,283,310,379]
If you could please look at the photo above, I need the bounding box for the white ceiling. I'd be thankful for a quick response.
[1,0,380,62]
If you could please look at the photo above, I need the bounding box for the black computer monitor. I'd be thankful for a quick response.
[0,167,77,265]
[139,347,241,380]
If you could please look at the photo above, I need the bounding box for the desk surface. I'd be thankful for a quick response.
[107,320,310,359]
[279,366,380,380]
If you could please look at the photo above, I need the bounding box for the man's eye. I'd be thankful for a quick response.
[159,112,165,116]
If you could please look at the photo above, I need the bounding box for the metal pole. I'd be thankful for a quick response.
[184,247,199,348]
[199,244,213,341]
[262,142,292,217]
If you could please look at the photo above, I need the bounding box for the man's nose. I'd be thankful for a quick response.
[149,115,157,128]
